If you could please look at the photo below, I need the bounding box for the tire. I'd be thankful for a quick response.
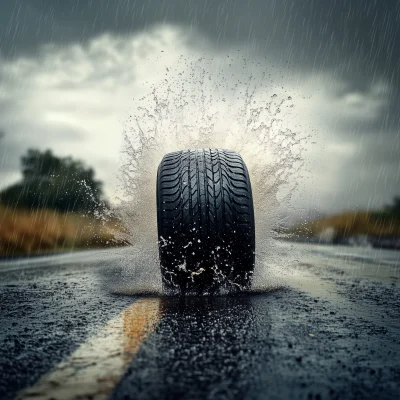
[157,149,255,295]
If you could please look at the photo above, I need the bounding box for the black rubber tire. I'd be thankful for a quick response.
[157,149,255,295]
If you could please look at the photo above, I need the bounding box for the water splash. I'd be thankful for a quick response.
[106,56,308,295]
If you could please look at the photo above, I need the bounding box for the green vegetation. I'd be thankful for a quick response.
[0,148,127,257]
[0,149,106,212]
[373,196,400,221]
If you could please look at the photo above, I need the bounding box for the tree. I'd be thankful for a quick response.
[0,149,105,213]
[21,149,63,179]
[372,195,400,222]
[383,196,400,219]
[385,196,400,212]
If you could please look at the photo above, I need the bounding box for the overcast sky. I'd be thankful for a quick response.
[0,0,399,215]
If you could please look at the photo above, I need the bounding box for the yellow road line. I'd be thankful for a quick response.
[16,298,161,400]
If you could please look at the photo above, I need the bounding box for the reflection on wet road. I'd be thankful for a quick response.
[113,295,268,400]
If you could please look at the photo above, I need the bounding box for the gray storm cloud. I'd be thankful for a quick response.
[0,0,399,215]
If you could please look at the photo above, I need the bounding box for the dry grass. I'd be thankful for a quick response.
[290,211,400,238]
[0,205,128,258]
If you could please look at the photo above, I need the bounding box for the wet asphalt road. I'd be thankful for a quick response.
[0,243,400,400]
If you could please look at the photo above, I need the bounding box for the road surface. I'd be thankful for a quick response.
[0,242,399,400]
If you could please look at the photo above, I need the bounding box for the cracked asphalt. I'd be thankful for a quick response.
[0,243,399,400]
